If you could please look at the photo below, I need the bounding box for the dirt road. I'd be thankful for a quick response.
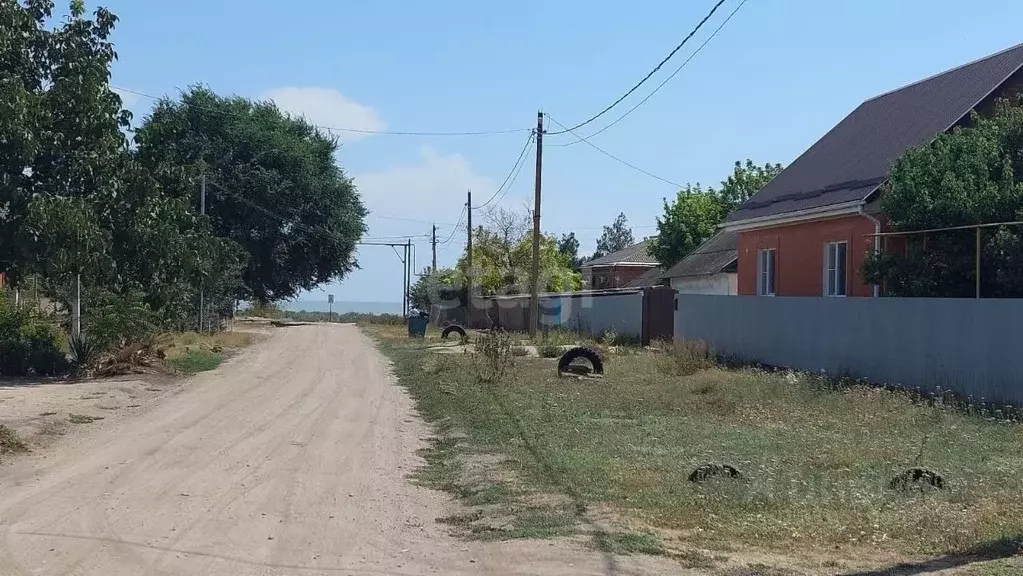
[0,324,682,575]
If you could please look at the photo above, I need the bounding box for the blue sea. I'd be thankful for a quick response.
[282,300,402,315]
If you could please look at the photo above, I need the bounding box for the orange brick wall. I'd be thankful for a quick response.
[737,215,878,297]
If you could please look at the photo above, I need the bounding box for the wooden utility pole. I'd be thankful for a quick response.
[466,191,473,326]
[431,224,438,273]
[199,174,206,333]
[402,240,410,317]
[528,112,543,338]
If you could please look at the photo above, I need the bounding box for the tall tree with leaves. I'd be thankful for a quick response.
[557,232,583,269]
[593,213,634,259]
[718,160,783,210]
[863,100,1023,297]
[649,160,783,266]
[134,87,367,303]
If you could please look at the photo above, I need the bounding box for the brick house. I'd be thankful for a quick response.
[579,239,659,290]
[723,43,1023,297]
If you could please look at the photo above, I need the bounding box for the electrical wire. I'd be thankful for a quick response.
[472,131,535,210]
[550,0,748,146]
[544,114,683,188]
[485,142,533,208]
[114,86,531,137]
[545,0,728,135]
[439,204,470,245]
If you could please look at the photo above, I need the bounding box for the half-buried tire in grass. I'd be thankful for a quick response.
[688,463,743,483]
[441,324,467,340]
[557,347,604,378]
[889,468,944,491]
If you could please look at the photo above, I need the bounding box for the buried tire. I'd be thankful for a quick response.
[557,347,604,377]
[688,463,743,483]
[889,468,945,491]
[441,324,467,340]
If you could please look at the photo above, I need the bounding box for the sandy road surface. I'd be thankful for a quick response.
[0,324,683,576]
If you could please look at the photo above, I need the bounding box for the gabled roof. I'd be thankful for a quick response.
[661,230,738,279]
[622,266,667,288]
[726,43,1023,224]
[581,239,658,268]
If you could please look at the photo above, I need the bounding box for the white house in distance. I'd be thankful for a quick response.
[660,230,738,295]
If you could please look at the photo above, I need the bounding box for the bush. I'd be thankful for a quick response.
[0,293,67,377]
[656,339,715,376]
[472,330,513,383]
[68,332,97,371]
[86,291,158,352]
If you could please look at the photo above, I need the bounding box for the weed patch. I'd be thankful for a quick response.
[167,349,223,374]
[0,424,28,456]
[594,532,665,555]
[68,413,104,424]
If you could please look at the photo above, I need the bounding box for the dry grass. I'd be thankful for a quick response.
[0,424,28,456]
[156,330,255,375]
[368,324,1023,566]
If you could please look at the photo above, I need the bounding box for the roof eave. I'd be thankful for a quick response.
[721,200,866,232]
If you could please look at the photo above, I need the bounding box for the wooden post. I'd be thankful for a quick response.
[975,226,981,299]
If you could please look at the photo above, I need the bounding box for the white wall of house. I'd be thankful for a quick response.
[669,273,737,295]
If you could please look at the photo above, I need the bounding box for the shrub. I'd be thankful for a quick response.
[68,332,97,370]
[0,293,67,377]
[656,339,715,376]
[472,330,513,383]
[511,346,530,357]
[86,291,158,352]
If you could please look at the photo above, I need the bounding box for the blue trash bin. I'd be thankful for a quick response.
[408,315,429,338]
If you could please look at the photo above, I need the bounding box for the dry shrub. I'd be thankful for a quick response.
[656,339,715,376]
[472,330,513,383]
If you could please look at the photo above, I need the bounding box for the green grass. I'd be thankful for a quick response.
[167,348,223,374]
[367,325,1023,566]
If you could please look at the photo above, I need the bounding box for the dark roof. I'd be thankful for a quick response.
[661,230,738,278]
[726,43,1023,223]
[581,239,658,268]
[622,267,667,288]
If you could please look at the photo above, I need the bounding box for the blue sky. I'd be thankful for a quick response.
[101,0,1023,305]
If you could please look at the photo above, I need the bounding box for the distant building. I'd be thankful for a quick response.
[579,239,659,290]
[660,230,737,295]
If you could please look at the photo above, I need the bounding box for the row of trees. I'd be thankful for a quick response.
[1,2,366,355]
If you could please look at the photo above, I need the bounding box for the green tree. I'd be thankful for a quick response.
[557,232,584,269]
[409,267,463,312]
[718,160,783,210]
[862,100,1023,297]
[0,0,130,281]
[648,185,725,267]
[454,209,581,296]
[593,212,634,259]
[134,86,367,303]
[648,159,783,266]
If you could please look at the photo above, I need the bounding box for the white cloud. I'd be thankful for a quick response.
[261,87,384,142]
[355,147,498,229]
[112,87,140,108]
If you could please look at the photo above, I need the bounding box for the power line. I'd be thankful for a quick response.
[545,0,729,136]
[438,205,468,245]
[369,214,459,226]
[114,86,531,137]
[472,131,535,210]
[544,113,683,188]
[550,0,748,146]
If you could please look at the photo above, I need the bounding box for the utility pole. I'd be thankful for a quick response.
[431,224,438,273]
[529,112,543,338]
[199,174,206,333]
[402,241,408,318]
[466,190,473,327]
[406,238,412,315]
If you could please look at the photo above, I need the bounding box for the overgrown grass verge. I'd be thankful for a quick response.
[166,348,222,374]
[368,325,1023,571]
[158,331,252,375]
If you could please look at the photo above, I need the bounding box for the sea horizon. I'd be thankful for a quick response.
[282,300,402,315]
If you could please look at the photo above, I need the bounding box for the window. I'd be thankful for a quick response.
[758,249,776,296]
[824,241,847,297]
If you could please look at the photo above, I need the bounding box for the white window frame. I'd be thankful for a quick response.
[757,248,776,296]
[824,241,848,297]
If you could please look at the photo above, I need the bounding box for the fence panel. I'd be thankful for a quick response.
[544,292,644,337]
[675,295,1023,404]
